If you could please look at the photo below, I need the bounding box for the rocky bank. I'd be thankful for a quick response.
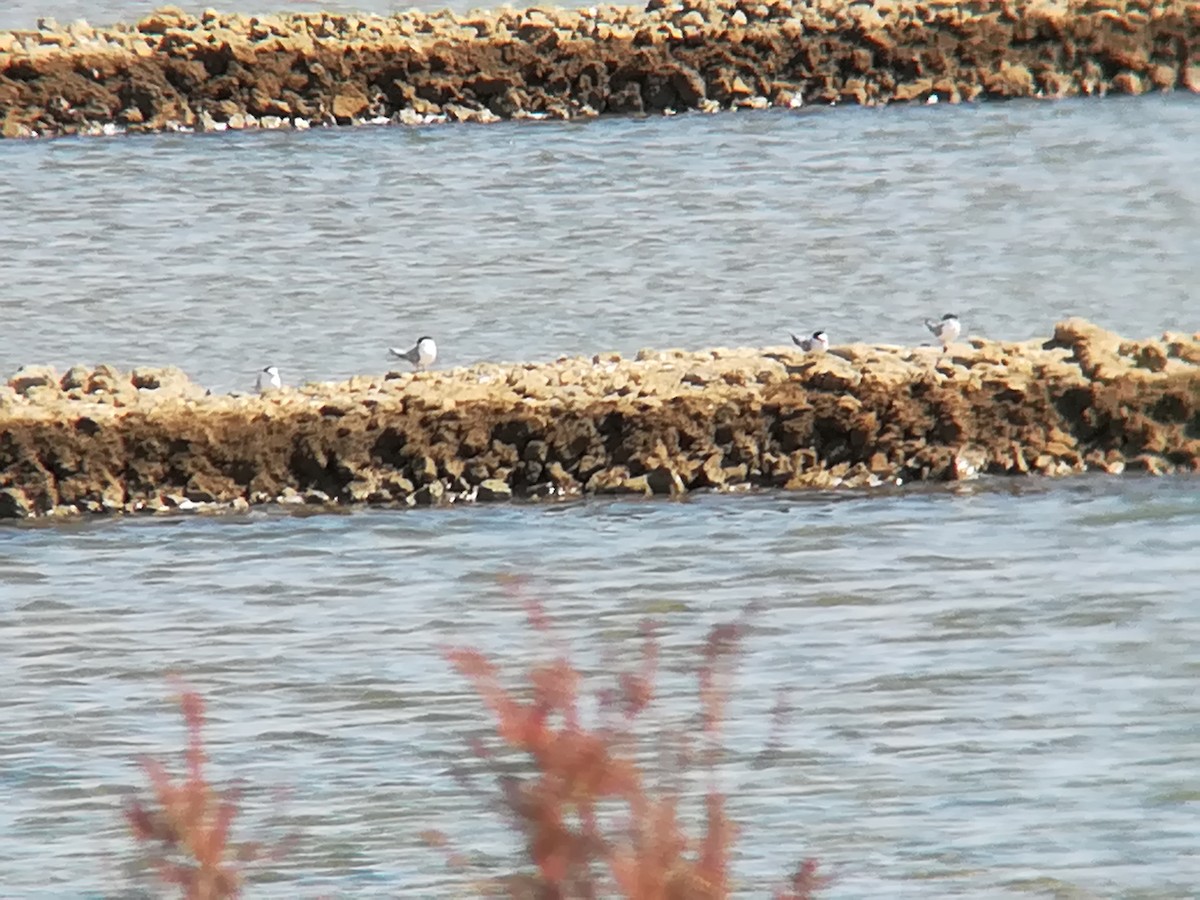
[1,0,1197,138]
[1,319,1198,520]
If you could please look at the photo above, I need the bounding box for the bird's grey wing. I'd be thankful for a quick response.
[790,333,804,347]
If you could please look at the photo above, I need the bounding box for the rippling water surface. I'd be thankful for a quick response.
[2,90,1200,896]
[1,96,1198,392]
[1,0,469,31]
[3,479,1200,896]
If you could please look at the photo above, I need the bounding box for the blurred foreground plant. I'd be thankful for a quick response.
[125,688,279,899]
[441,599,827,899]
[125,609,824,898]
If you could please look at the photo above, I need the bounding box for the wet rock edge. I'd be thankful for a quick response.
[1,0,1197,139]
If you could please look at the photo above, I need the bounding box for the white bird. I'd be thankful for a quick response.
[791,330,829,353]
[924,314,961,350]
[389,336,437,372]
[256,365,282,393]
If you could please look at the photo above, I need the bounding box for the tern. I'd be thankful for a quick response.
[791,330,830,353]
[924,314,961,350]
[390,336,437,372]
[256,365,282,393]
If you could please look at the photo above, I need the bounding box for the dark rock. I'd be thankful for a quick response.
[477,479,514,501]
[522,439,549,462]
[0,487,32,519]
[413,481,445,505]
[606,81,645,114]
[1135,345,1169,373]
[61,365,90,390]
[131,366,200,398]
[1127,453,1169,475]
[670,66,707,105]
[87,364,126,395]
[9,365,58,395]
[410,456,439,484]
[587,468,653,495]
[74,417,101,436]
[645,465,685,495]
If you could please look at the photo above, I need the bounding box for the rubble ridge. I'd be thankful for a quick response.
[2,0,1196,139]
[1,318,1198,520]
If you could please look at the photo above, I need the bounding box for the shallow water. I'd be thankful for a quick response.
[2,89,1200,896]
[2,477,1200,897]
[1,96,1198,393]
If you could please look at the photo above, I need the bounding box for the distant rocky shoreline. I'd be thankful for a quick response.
[1,318,1198,520]
[0,0,1196,139]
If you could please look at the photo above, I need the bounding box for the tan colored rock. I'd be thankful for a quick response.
[477,479,513,500]
[5,0,1191,139]
[130,365,195,393]
[86,364,128,395]
[1,325,1198,519]
[1111,71,1146,95]
[332,89,368,119]
[797,355,861,391]
[9,365,59,395]
[134,7,193,37]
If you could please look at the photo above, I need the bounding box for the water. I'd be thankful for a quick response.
[2,479,1200,896]
[1,97,1197,393]
[1,0,475,32]
[2,90,1200,896]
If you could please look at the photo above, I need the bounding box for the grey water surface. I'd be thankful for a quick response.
[1,96,1197,392]
[1,0,474,32]
[2,480,1200,897]
[1,93,1199,897]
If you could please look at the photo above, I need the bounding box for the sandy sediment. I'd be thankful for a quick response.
[1,0,1197,138]
[1,319,1198,519]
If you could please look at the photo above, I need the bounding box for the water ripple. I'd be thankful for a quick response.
[0,476,1198,894]
[3,98,1198,394]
